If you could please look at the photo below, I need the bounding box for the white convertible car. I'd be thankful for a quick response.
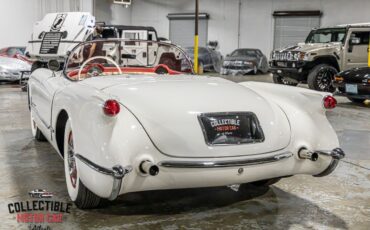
[28,40,344,209]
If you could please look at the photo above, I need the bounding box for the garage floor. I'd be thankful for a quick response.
[0,74,369,230]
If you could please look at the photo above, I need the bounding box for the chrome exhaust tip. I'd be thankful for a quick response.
[140,161,159,176]
[298,148,319,161]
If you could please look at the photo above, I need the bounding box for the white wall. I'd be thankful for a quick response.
[0,0,93,48]
[130,0,370,56]
[0,0,39,47]
[94,0,131,25]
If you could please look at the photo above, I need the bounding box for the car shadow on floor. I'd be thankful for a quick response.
[99,184,270,215]
[92,184,348,229]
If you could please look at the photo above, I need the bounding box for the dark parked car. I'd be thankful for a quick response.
[184,47,223,73]
[221,49,268,75]
[334,67,370,103]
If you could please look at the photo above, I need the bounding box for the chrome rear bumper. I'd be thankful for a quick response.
[314,148,345,177]
[158,152,293,168]
[75,154,132,200]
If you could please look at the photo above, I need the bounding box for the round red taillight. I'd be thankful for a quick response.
[323,95,337,109]
[103,100,120,116]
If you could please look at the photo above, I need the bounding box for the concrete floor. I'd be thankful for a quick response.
[0,74,369,230]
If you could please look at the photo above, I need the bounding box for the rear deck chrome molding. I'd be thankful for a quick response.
[158,152,293,168]
[75,154,132,200]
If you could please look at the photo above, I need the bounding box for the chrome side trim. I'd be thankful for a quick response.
[75,154,132,200]
[30,104,50,130]
[158,152,293,168]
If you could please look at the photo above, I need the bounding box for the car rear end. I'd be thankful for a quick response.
[334,67,370,100]
[73,76,344,200]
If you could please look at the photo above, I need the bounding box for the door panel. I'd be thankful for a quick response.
[344,29,370,70]
[30,71,67,138]
[121,31,148,66]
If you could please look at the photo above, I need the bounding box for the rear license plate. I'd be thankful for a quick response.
[198,112,264,145]
[276,62,287,67]
[345,84,358,94]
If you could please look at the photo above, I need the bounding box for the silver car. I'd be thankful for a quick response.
[0,56,31,82]
[221,49,269,75]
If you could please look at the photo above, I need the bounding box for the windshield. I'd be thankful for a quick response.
[7,47,26,56]
[230,49,257,57]
[305,28,347,44]
[65,39,193,81]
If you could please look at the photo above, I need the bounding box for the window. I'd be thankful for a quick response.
[350,31,370,45]
[124,32,138,46]
[305,28,347,44]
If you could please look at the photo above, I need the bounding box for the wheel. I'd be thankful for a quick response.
[251,178,281,187]
[64,119,101,209]
[31,61,43,73]
[272,74,298,86]
[253,65,258,75]
[347,97,365,104]
[155,66,168,74]
[307,64,337,92]
[30,111,47,141]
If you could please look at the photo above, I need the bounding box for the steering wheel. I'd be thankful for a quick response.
[78,56,122,81]
[84,63,104,78]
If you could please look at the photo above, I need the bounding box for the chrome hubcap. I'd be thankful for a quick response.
[67,132,77,188]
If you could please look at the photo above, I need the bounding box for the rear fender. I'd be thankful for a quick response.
[239,82,339,153]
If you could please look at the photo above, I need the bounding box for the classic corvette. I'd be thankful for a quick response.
[221,48,269,75]
[334,67,370,103]
[28,40,344,209]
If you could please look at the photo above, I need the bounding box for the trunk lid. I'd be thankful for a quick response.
[88,75,291,158]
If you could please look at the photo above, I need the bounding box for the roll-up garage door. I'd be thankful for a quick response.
[273,11,321,49]
[168,13,209,48]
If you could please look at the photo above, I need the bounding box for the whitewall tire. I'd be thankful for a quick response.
[63,119,101,209]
